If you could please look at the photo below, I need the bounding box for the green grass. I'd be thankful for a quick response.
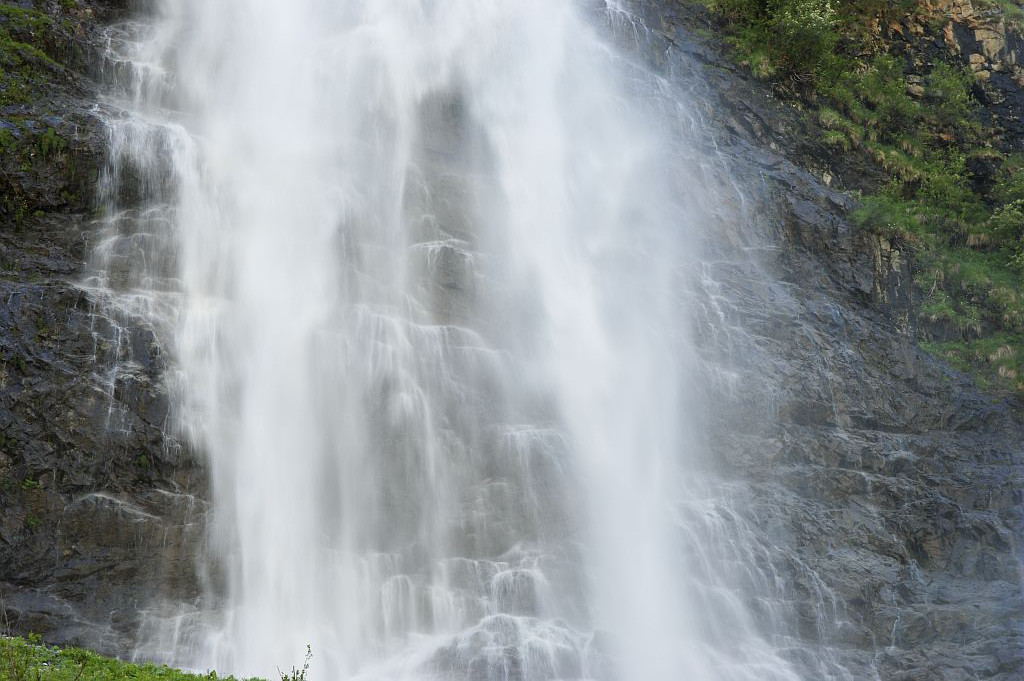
[922,333,1024,392]
[0,636,262,681]
[37,127,65,158]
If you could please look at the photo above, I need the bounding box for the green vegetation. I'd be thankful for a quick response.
[986,0,1024,29]
[923,333,1024,390]
[0,636,262,681]
[0,127,15,151]
[698,0,921,83]
[0,5,76,225]
[697,0,1024,394]
[0,5,67,106]
[38,127,65,158]
[278,647,310,681]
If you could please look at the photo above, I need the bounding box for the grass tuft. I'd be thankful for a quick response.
[0,636,263,681]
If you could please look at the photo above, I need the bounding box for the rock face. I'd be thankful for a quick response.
[0,0,204,655]
[0,1,1021,680]
[623,1,1024,678]
[875,0,1024,150]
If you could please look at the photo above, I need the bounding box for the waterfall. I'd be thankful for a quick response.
[86,1,846,679]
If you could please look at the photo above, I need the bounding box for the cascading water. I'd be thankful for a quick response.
[86,1,853,680]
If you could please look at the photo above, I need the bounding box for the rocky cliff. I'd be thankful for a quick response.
[0,1,1021,679]
[628,1,1024,678]
[0,0,202,655]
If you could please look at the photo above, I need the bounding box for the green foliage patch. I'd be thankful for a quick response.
[984,1,1024,29]
[37,127,65,158]
[0,5,66,106]
[0,636,261,681]
[697,0,1024,395]
[922,333,1024,392]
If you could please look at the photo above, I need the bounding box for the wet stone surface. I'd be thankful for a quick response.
[0,0,204,655]
[623,2,1024,679]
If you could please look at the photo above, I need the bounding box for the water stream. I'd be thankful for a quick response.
[86,1,853,679]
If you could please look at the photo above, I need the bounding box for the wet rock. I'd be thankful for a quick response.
[966,152,1000,195]
[623,1,1024,678]
[0,0,204,655]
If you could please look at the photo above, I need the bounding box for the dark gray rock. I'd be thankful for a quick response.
[0,0,204,656]
[616,2,1024,678]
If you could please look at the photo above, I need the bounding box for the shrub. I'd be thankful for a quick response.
[926,62,977,127]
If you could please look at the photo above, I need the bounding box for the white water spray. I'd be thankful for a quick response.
[88,2,829,680]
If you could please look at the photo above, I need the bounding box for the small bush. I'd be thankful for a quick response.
[926,62,977,127]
